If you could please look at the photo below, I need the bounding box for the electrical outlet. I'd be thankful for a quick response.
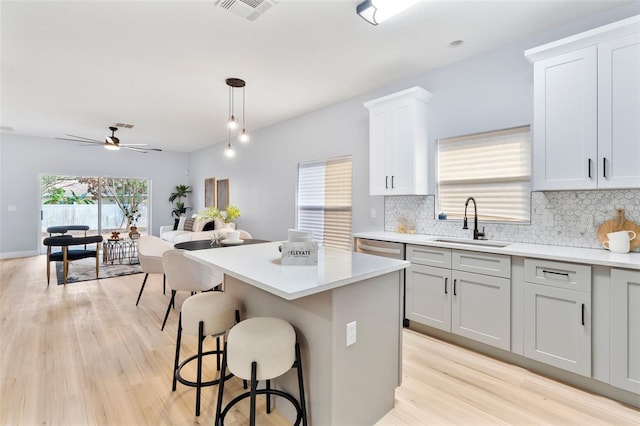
[543,213,554,227]
[370,208,377,219]
[346,321,356,347]
[581,214,593,229]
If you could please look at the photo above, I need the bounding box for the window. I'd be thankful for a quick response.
[437,126,531,222]
[297,155,353,251]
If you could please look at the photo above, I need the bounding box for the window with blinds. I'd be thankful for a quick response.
[297,155,353,251]
[437,125,531,222]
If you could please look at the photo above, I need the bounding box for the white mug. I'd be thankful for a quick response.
[226,230,240,241]
[606,230,636,242]
[602,239,630,253]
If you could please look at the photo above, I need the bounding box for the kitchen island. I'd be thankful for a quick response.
[186,241,410,426]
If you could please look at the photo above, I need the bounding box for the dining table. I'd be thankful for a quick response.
[174,238,269,251]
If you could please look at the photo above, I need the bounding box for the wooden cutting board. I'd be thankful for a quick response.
[596,208,640,250]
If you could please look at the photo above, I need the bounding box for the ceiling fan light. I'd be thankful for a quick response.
[238,128,250,143]
[104,144,120,151]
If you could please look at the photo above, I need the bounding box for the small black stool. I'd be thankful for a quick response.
[215,317,308,426]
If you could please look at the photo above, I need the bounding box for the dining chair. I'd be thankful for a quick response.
[161,249,223,330]
[136,235,173,305]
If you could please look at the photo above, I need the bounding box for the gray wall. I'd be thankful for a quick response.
[0,133,188,257]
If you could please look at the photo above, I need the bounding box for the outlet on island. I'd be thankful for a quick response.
[346,321,357,346]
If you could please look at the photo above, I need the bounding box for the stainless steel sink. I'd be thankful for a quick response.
[432,238,512,248]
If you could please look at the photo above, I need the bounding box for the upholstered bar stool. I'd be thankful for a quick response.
[173,291,239,416]
[215,317,308,426]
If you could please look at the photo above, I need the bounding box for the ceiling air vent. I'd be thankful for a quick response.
[214,0,277,22]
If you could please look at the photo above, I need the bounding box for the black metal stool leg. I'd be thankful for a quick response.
[215,342,229,426]
[163,273,166,295]
[295,342,308,426]
[161,290,176,330]
[266,379,271,414]
[195,321,204,416]
[172,314,182,391]
[136,273,149,306]
[250,361,258,426]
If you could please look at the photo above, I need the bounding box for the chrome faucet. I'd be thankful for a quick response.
[463,197,485,240]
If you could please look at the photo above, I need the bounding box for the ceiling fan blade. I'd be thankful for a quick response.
[56,137,103,145]
[123,146,149,153]
[120,143,149,146]
[65,134,103,143]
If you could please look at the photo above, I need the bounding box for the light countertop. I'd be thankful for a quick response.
[354,231,640,270]
[185,241,409,300]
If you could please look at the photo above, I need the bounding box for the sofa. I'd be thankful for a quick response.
[160,216,251,244]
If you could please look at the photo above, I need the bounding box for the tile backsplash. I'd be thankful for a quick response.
[384,189,640,250]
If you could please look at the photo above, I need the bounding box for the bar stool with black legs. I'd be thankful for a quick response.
[173,291,239,416]
[215,317,308,426]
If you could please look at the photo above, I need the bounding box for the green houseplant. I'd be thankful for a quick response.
[169,185,191,218]
[197,204,241,224]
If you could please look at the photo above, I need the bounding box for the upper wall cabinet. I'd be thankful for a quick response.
[364,87,433,196]
[525,16,640,190]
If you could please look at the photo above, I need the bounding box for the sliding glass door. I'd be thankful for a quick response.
[40,175,150,250]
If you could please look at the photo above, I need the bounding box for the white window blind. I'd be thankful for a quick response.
[437,126,531,222]
[297,155,353,251]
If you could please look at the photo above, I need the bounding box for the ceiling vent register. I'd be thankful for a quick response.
[214,0,277,22]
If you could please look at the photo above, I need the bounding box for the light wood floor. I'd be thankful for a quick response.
[1,255,638,426]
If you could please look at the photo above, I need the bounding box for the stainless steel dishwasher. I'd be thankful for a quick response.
[354,237,407,325]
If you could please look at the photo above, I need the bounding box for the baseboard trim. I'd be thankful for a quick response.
[0,250,39,259]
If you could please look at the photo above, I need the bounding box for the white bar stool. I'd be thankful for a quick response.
[215,317,308,425]
[173,291,238,416]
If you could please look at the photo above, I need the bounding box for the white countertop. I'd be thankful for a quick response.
[185,241,409,300]
[354,231,640,270]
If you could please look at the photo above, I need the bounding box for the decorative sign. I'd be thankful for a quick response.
[281,241,318,266]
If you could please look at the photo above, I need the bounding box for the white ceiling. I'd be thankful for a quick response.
[0,0,633,153]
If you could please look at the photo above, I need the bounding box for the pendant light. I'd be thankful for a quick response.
[225,78,249,157]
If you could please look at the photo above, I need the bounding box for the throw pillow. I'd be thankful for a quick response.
[177,216,187,231]
[203,220,215,231]
[173,218,180,231]
[183,218,196,232]
[192,217,210,232]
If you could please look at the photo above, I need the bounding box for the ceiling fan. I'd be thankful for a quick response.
[56,126,162,153]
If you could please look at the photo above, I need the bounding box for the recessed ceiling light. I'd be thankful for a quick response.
[449,40,465,48]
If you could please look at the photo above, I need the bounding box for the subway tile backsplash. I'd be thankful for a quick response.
[384,189,640,250]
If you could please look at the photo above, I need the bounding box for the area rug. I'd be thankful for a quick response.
[56,257,142,285]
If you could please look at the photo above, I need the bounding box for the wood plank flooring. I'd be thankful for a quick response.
[1,255,638,425]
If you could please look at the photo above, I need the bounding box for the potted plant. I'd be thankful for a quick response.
[197,204,241,228]
[169,185,192,219]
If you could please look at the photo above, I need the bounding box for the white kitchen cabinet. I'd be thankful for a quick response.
[364,87,432,195]
[610,268,640,394]
[526,16,640,190]
[406,245,511,350]
[522,259,592,376]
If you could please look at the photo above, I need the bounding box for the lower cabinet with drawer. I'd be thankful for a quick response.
[406,245,511,350]
[522,258,592,376]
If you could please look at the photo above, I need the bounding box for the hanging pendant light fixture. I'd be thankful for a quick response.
[224,77,249,156]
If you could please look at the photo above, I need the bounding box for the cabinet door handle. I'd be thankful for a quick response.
[444,277,448,294]
[588,158,592,178]
[581,303,585,326]
[603,157,607,178]
[453,279,457,296]
[385,176,389,189]
[391,175,395,189]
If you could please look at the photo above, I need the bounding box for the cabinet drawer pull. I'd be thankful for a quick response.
[453,279,457,296]
[603,157,607,178]
[385,176,389,189]
[444,277,448,294]
[581,303,585,326]
[588,158,592,178]
[391,175,395,189]
[542,269,570,277]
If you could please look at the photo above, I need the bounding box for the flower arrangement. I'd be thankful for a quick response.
[198,204,241,224]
